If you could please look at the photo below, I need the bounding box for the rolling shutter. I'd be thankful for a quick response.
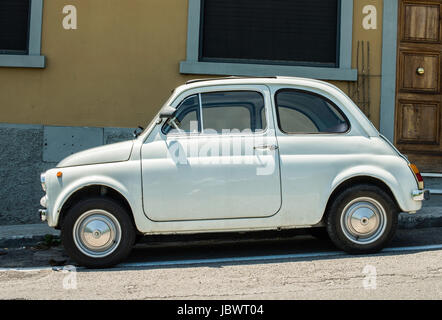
[200,0,339,66]
[0,0,30,54]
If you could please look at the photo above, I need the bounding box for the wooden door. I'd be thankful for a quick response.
[395,0,442,172]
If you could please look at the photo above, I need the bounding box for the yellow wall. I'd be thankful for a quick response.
[0,0,385,129]
[332,0,384,128]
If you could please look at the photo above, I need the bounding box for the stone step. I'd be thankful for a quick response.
[422,174,442,194]
[399,207,442,229]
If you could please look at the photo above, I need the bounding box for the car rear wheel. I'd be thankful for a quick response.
[61,197,135,268]
[326,184,398,254]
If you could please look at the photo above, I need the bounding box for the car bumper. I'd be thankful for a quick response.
[412,189,430,201]
[39,195,48,222]
[39,209,47,222]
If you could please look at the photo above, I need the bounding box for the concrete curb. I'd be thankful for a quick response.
[0,224,60,248]
[1,208,442,248]
[398,207,442,229]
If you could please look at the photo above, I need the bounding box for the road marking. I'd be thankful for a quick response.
[117,250,347,269]
[1,243,442,272]
[0,266,55,272]
[383,243,442,253]
[116,243,442,269]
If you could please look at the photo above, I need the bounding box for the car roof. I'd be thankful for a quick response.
[183,76,331,87]
[185,76,278,85]
[177,76,345,96]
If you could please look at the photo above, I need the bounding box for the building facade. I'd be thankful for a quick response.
[0,0,439,225]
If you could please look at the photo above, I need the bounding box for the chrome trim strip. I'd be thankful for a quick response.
[39,209,47,222]
[40,196,47,208]
[412,190,430,201]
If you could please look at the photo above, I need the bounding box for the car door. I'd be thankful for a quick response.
[141,86,282,221]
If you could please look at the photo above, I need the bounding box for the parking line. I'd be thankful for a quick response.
[116,243,442,269]
[383,243,442,253]
[0,266,55,272]
[116,250,346,269]
[1,243,442,272]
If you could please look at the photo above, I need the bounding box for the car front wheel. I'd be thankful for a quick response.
[61,197,136,268]
[326,184,399,254]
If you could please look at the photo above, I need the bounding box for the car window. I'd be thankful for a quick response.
[201,91,266,134]
[275,89,349,134]
[277,106,319,133]
[163,95,201,134]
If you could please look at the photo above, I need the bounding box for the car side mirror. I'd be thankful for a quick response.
[132,126,145,138]
[159,106,177,119]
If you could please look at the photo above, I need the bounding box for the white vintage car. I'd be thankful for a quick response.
[39,77,429,268]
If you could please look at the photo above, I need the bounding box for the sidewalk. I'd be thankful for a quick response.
[398,206,442,229]
[1,204,442,249]
[0,223,59,248]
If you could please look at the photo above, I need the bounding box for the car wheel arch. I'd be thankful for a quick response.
[56,184,136,231]
[323,175,400,222]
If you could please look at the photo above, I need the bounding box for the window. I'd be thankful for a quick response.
[201,0,339,67]
[275,89,349,134]
[201,91,266,134]
[0,0,45,68]
[180,0,356,81]
[163,91,266,135]
[0,0,30,54]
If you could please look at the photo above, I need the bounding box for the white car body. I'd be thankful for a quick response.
[40,77,425,236]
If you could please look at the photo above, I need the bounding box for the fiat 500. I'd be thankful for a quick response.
[39,77,429,268]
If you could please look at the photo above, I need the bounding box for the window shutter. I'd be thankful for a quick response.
[0,0,30,54]
[201,0,339,66]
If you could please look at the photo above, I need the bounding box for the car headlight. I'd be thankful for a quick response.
[40,172,46,191]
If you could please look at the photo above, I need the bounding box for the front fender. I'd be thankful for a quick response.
[49,175,132,227]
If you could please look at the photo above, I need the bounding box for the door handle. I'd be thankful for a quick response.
[254,144,279,151]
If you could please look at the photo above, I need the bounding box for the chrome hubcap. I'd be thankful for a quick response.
[73,210,121,258]
[340,197,387,245]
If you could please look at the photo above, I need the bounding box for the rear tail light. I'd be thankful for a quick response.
[409,163,424,190]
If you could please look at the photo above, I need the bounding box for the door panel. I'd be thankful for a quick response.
[397,100,440,144]
[400,52,440,92]
[403,3,440,42]
[141,134,281,221]
[395,0,442,172]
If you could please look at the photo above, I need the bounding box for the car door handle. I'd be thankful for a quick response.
[254,144,279,151]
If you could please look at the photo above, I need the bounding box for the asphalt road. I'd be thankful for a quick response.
[1,227,442,299]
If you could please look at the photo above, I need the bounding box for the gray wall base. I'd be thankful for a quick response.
[0,124,134,225]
